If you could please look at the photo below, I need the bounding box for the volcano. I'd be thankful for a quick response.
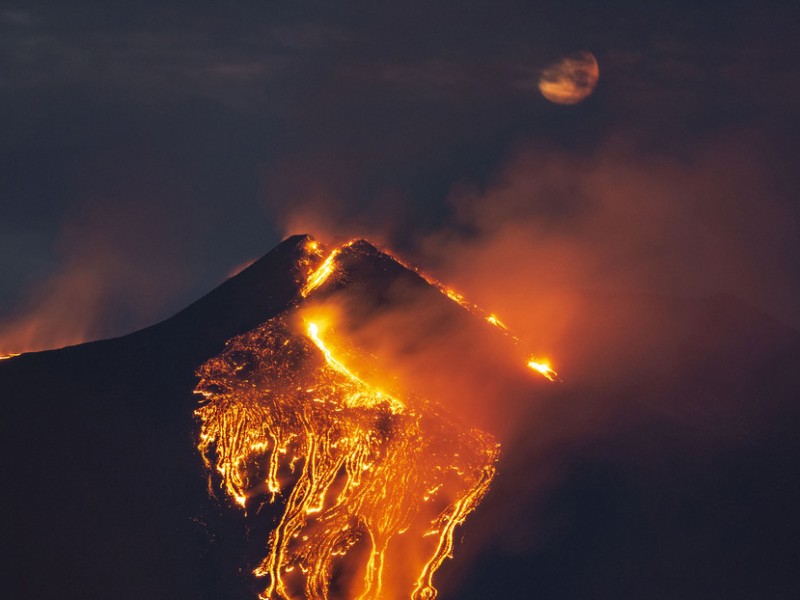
[2,235,799,599]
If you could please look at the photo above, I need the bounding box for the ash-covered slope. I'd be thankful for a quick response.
[1,235,799,600]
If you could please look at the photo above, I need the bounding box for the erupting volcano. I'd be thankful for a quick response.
[193,238,556,599]
[3,234,800,600]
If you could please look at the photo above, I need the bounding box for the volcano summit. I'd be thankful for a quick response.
[192,237,545,600]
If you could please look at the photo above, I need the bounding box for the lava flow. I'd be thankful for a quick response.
[194,238,557,599]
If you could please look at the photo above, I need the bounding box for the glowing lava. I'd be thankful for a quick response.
[195,316,498,599]
[378,245,558,377]
[526,357,559,382]
[194,237,557,599]
[306,320,404,413]
[301,240,356,298]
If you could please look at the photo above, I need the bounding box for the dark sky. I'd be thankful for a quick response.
[2,0,800,354]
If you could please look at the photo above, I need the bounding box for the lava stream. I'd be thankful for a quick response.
[194,237,556,599]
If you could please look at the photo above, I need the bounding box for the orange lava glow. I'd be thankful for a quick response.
[378,247,557,380]
[194,237,558,599]
[526,357,559,382]
[305,319,404,413]
[485,313,510,332]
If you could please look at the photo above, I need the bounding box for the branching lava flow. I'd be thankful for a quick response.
[194,238,556,599]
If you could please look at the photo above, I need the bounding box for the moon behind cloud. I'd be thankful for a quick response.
[538,51,599,105]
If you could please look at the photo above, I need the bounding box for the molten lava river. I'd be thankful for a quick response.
[194,239,556,599]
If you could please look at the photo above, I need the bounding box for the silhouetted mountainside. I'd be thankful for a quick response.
[0,234,314,600]
[1,236,799,600]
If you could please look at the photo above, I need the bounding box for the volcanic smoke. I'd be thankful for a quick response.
[194,237,557,599]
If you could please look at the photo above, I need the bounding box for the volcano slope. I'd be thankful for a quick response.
[1,234,799,599]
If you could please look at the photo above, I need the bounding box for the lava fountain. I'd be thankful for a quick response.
[194,238,557,599]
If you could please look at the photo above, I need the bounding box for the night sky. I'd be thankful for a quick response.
[2,0,799,350]
[3,3,800,599]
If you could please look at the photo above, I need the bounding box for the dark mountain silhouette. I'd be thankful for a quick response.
[2,235,799,599]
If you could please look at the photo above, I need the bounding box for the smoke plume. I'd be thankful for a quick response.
[277,129,800,374]
[0,199,189,356]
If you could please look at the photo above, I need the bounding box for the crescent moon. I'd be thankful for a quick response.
[538,51,599,105]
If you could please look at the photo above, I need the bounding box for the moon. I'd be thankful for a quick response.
[538,51,599,105]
